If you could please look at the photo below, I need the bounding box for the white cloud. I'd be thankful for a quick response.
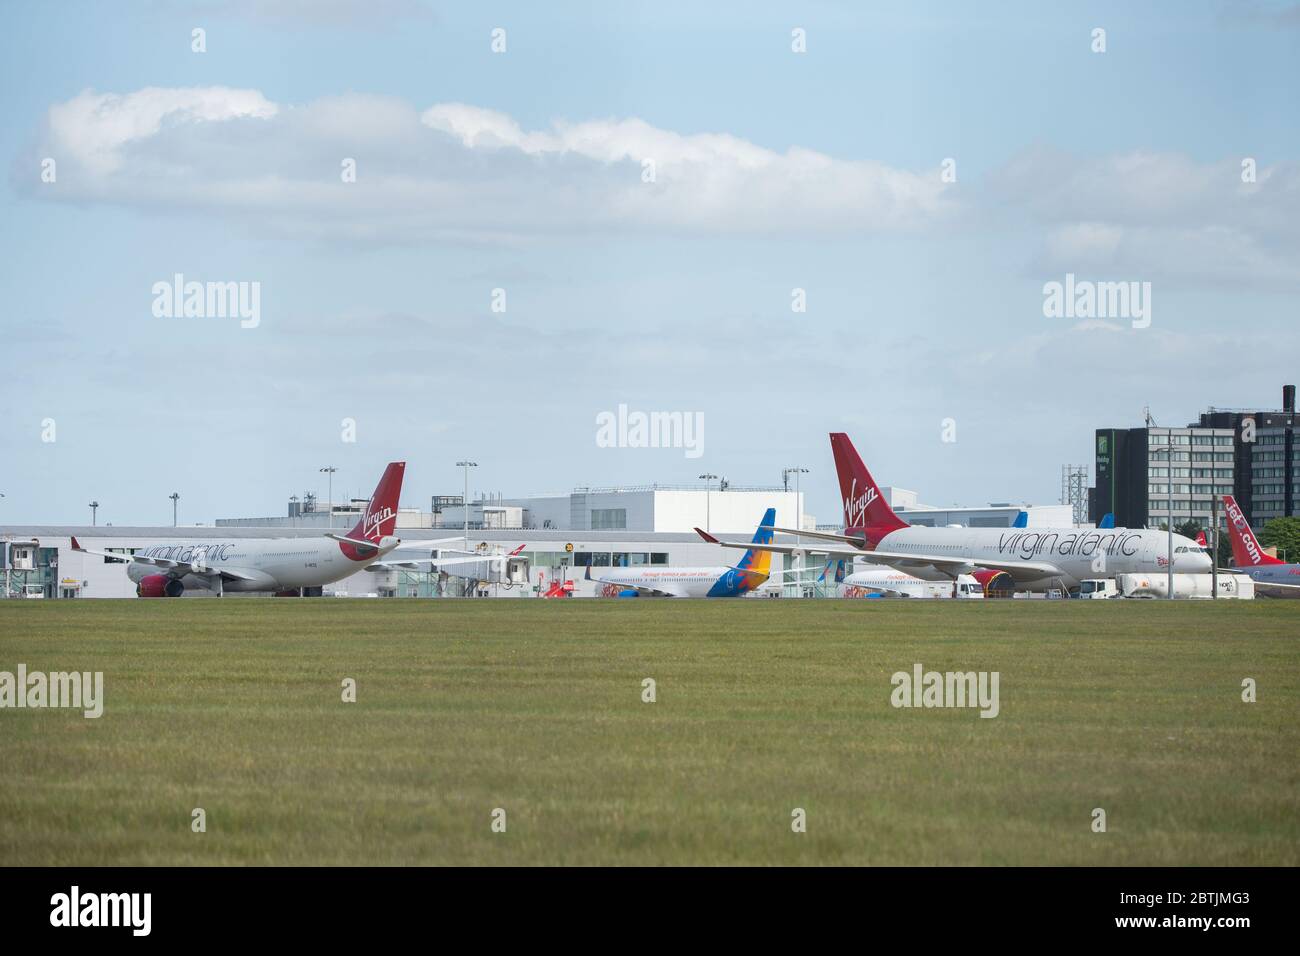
[23,88,1298,289]
[992,146,1300,288]
[25,87,954,241]
[47,87,277,175]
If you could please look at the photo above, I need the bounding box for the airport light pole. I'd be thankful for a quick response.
[784,467,809,597]
[320,467,337,530]
[1165,443,1174,600]
[169,492,180,527]
[1210,494,1218,600]
[698,473,718,532]
[783,468,808,542]
[456,461,478,551]
[89,501,99,526]
[785,468,806,595]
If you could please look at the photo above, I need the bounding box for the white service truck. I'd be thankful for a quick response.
[1076,579,1121,599]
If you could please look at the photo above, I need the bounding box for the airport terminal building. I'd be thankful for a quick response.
[218,483,808,537]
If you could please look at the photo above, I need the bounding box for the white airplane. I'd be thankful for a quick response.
[781,558,984,598]
[702,433,1212,592]
[588,508,776,597]
[842,565,984,599]
[72,462,432,596]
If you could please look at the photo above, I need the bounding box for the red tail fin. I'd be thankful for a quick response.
[1195,531,1207,547]
[829,433,907,536]
[347,462,406,542]
[1222,494,1282,566]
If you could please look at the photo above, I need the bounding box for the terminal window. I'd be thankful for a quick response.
[590,508,627,530]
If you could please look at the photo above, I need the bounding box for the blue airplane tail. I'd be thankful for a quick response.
[704,508,778,596]
[818,558,848,583]
[732,507,776,579]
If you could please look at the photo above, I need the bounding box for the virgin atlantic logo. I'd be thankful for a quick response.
[843,479,877,528]
[363,505,394,539]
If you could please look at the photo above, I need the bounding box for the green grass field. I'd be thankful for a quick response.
[1,599,1297,866]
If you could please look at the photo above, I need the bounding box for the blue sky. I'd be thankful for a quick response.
[2,0,1298,526]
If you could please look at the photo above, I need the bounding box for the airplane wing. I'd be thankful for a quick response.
[862,550,1063,584]
[619,584,687,597]
[693,530,1063,584]
[758,526,867,547]
[370,554,513,571]
[382,536,478,553]
[372,543,526,572]
[1217,570,1300,592]
[325,532,393,550]
[844,583,918,598]
[70,537,260,581]
[369,560,436,571]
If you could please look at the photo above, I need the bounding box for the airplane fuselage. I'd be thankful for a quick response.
[592,566,762,598]
[1229,562,1300,597]
[123,537,393,593]
[871,525,1211,590]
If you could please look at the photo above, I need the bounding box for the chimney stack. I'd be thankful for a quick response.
[1285,384,1296,414]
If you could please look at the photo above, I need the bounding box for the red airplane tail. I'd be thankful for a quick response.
[1195,531,1207,547]
[1222,494,1282,567]
[346,462,406,543]
[829,432,908,539]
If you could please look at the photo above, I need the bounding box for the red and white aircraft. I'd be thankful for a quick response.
[74,462,429,596]
[701,433,1211,592]
[1219,494,1300,597]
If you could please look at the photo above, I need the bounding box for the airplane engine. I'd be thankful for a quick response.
[971,569,1015,598]
[137,574,184,598]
